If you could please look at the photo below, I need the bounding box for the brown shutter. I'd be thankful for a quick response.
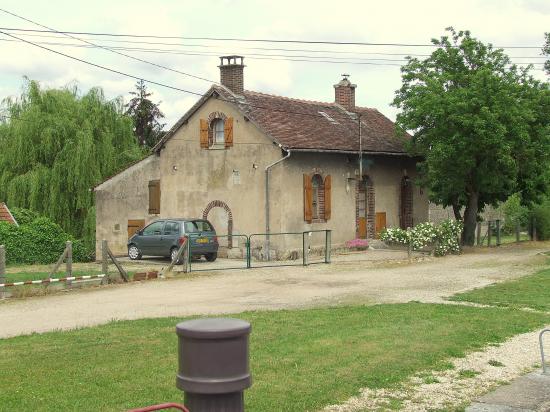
[304,174,313,223]
[148,180,160,214]
[224,117,234,148]
[324,175,332,220]
[200,119,209,148]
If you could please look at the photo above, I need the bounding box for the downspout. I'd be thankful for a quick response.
[265,146,291,259]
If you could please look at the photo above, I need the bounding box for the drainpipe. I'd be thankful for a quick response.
[265,146,291,260]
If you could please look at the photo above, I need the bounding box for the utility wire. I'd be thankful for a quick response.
[2,29,548,59]
[0,29,206,96]
[0,38,545,67]
[0,26,543,48]
[0,31,336,120]
[0,9,217,83]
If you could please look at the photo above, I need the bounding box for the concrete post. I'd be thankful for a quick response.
[407,227,412,261]
[101,239,108,275]
[487,221,492,246]
[496,219,501,246]
[65,241,73,287]
[303,232,310,266]
[176,318,252,412]
[0,245,6,298]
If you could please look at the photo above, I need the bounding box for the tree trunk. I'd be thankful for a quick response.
[451,200,462,221]
[462,191,479,246]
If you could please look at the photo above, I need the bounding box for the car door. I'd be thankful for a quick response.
[160,221,180,256]
[139,220,165,256]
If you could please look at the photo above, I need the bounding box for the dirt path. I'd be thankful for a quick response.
[0,244,548,339]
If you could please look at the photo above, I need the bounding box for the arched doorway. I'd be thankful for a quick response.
[202,200,233,248]
[400,176,413,229]
[356,176,375,238]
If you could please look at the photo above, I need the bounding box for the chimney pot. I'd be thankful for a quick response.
[334,74,356,110]
[219,55,245,95]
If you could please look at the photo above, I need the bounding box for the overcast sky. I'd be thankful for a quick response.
[0,0,548,126]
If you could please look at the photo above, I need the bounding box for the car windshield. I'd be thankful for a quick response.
[184,220,213,233]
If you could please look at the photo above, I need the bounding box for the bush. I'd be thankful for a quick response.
[501,193,529,233]
[532,199,550,241]
[0,212,89,265]
[380,219,463,256]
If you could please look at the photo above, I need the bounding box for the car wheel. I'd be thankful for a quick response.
[170,247,182,265]
[128,244,142,260]
[205,252,217,262]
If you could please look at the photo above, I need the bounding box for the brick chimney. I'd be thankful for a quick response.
[334,74,356,110]
[219,56,245,95]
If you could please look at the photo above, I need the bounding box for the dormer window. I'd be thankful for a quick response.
[212,118,225,145]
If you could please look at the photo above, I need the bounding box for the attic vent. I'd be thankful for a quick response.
[318,111,339,124]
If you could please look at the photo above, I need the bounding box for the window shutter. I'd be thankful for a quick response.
[324,175,332,220]
[224,117,234,148]
[148,180,160,214]
[200,119,209,148]
[304,174,313,223]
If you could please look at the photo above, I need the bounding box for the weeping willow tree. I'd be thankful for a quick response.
[0,79,145,251]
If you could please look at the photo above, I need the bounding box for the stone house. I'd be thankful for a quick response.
[94,56,429,257]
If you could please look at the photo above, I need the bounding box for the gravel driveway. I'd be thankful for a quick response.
[1,244,548,339]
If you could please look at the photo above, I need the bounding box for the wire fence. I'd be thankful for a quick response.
[476,218,536,247]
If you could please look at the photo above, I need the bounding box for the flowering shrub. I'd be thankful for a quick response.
[379,219,463,256]
[345,238,369,249]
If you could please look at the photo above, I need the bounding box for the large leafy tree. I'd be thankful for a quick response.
[125,80,165,148]
[393,28,550,245]
[0,80,144,249]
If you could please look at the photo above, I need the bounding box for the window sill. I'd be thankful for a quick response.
[208,143,227,150]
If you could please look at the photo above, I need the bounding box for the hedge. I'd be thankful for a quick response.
[0,210,88,264]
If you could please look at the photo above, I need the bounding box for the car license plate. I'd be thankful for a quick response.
[196,238,208,244]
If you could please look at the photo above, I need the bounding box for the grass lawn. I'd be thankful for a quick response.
[0,303,549,411]
[450,267,550,312]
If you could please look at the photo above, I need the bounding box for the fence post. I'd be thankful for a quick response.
[325,230,331,264]
[533,216,537,241]
[65,241,73,287]
[476,223,481,246]
[303,232,310,266]
[101,240,108,281]
[0,245,6,298]
[246,237,251,269]
[495,219,501,246]
[516,221,520,243]
[487,221,492,246]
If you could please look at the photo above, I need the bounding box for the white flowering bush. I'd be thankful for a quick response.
[380,219,463,256]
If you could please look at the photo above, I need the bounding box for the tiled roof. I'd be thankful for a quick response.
[217,86,410,154]
[0,202,18,225]
[153,85,410,155]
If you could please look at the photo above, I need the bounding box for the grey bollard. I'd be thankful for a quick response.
[176,318,252,412]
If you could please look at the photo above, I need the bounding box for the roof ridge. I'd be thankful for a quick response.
[243,89,336,107]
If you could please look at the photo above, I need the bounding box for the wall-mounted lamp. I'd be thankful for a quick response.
[252,163,258,169]
[173,165,178,171]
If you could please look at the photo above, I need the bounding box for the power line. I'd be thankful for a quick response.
[0,9,216,84]
[0,31,334,121]
[3,29,548,59]
[0,26,543,49]
[0,29,206,97]
[0,37,545,67]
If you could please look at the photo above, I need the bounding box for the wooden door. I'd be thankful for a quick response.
[375,212,386,238]
[358,218,367,238]
[128,219,145,239]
